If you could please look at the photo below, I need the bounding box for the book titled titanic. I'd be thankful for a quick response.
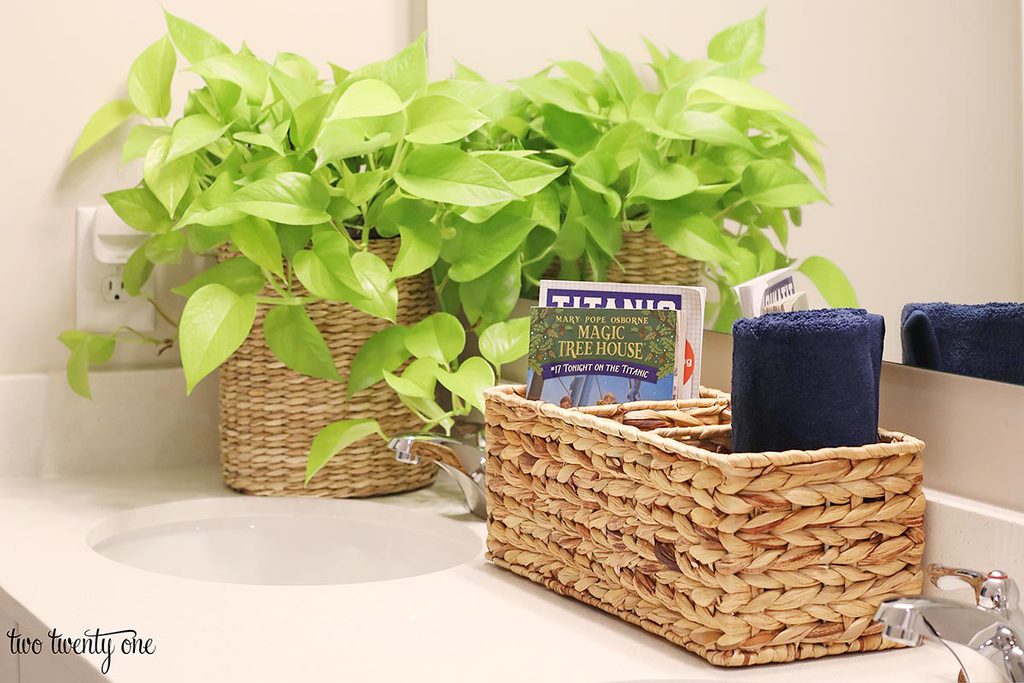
[538,279,706,399]
[525,307,685,408]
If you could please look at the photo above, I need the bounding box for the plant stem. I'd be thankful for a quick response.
[146,296,179,327]
[255,295,316,306]
[331,221,363,250]
[713,198,747,222]
[421,410,457,432]
[112,326,175,349]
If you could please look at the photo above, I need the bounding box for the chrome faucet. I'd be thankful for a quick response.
[874,563,1024,682]
[388,433,487,519]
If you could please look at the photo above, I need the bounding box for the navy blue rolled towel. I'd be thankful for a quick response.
[732,309,884,453]
[901,302,1024,385]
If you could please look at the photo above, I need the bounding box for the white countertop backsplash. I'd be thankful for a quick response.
[0,368,217,477]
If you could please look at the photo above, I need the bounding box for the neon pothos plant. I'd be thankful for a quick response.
[493,11,856,330]
[62,13,563,483]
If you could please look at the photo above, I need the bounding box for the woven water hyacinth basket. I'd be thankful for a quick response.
[218,238,437,498]
[482,385,926,666]
[608,228,702,286]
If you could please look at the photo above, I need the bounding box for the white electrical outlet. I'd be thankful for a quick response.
[75,207,156,334]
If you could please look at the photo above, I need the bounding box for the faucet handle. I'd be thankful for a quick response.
[928,564,1020,616]
[928,564,987,601]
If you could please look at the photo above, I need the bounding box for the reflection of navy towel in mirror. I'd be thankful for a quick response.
[732,309,884,453]
[901,303,1024,385]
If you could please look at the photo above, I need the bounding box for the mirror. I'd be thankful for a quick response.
[427,0,1023,384]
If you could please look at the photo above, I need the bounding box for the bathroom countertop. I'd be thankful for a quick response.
[0,466,1004,683]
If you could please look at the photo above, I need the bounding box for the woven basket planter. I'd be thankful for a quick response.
[218,238,438,498]
[483,385,926,667]
[609,228,702,286]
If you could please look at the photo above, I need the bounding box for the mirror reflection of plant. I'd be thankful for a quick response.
[476,11,857,330]
[63,12,556,482]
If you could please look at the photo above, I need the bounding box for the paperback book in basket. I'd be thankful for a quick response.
[525,307,684,407]
[538,279,706,398]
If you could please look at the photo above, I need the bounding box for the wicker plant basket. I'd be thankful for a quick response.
[482,385,926,667]
[609,228,702,286]
[218,238,438,498]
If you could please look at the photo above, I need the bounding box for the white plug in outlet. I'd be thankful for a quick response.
[75,207,156,333]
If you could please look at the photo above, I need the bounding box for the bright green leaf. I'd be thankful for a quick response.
[179,284,257,394]
[176,174,245,228]
[121,124,170,163]
[404,312,465,364]
[651,210,733,262]
[436,357,494,414]
[514,76,598,118]
[143,136,192,216]
[629,150,699,200]
[479,317,530,368]
[58,331,116,399]
[123,245,154,296]
[230,216,283,276]
[798,256,858,307]
[127,37,176,118]
[395,146,518,207]
[71,100,136,161]
[315,118,393,163]
[263,304,340,381]
[347,34,426,101]
[166,114,230,162]
[393,220,441,279]
[104,186,172,233]
[687,76,790,111]
[405,94,488,144]
[349,251,398,322]
[671,111,758,153]
[305,419,384,484]
[145,230,186,264]
[539,104,600,157]
[593,121,647,171]
[191,53,268,103]
[228,172,330,225]
[707,10,766,77]
[460,253,521,327]
[172,257,264,297]
[347,326,410,395]
[474,152,565,196]
[329,79,403,120]
[446,208,535,282]
[383,357,439,400]
[593,36,644,106]
[164,11,230,64]
[741,159,824,208]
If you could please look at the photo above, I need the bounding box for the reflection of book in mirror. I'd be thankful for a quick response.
[525,307,684,408]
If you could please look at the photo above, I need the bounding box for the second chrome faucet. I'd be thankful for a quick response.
[875,563,1023,682]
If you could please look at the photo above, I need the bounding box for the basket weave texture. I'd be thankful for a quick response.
[483,385,926,666]
[218,238,438,498]
[609,229,702,286]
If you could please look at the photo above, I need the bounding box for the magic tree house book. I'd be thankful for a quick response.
[526,307,684,408]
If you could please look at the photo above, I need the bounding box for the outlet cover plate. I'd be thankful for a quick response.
[75,207,155,334]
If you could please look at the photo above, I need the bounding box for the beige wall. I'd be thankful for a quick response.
[427,0,1024,361]
[0,0,413,375]
[5,0,1023,374]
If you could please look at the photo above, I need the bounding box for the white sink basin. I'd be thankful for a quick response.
[87,496,481,585]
